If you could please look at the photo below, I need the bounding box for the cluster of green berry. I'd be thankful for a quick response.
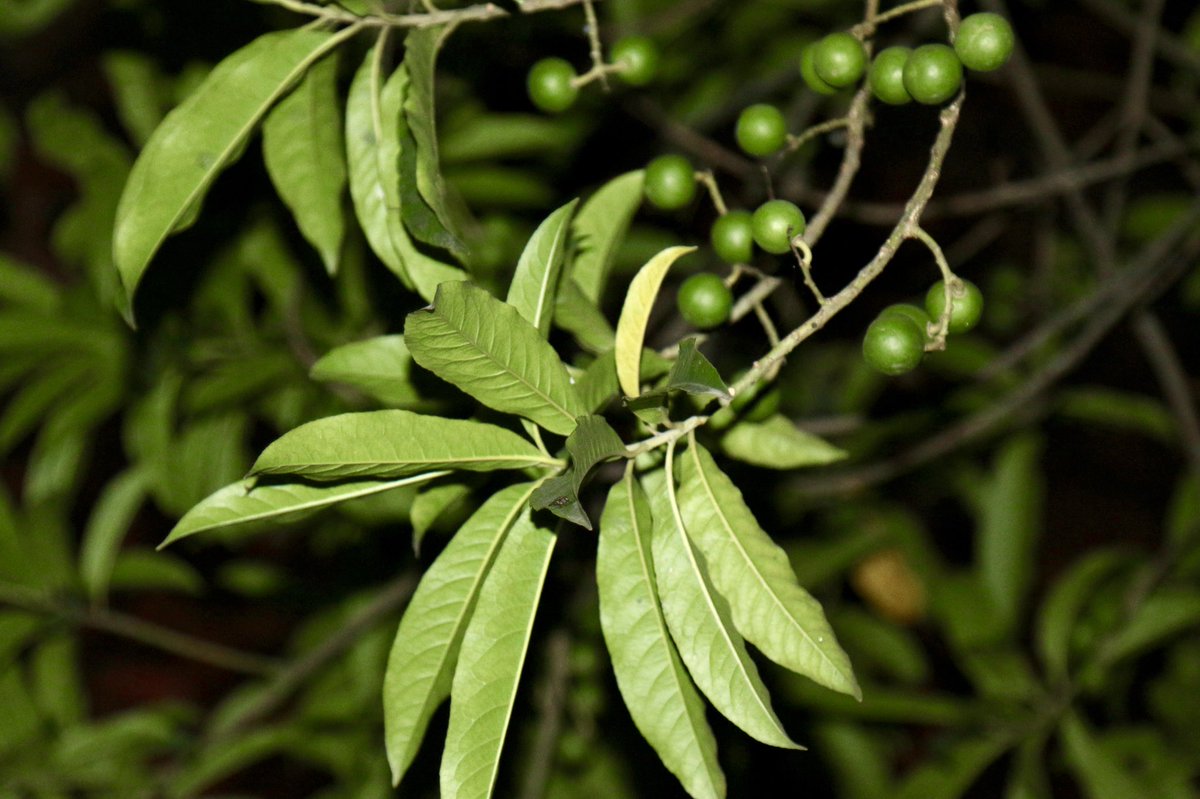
[639,153,809,330]
[797,13,1014,107]
[862,278,984,375]
[526,35,660,113]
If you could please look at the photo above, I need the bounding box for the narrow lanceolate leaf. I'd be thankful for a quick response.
[114,28,352,303]
[1034,548,1128,682]
[615,246,696,398]
[405,282,586,435]
[262,51,346,275]
[1060,713,1146,799]
[571,170,645,303]
[402,27,466,255]
[310,335,423,408]
[384,483,537,786]
[162,472,447,548]
[440,506,557,799]
[79,467,149,602]
[662,339,728,400]
[678,442,860,699]
[250,410,560,480]
[720,415,848,470]
[530,415,626,529]
[598,467,725,799]
[506,199,579,337]
[643,465,798,749]
[554,277,615,355]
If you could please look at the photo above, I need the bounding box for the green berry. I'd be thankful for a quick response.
[813,32,868,88]
[863,314,924,375]
[903,44,963,105]
[879,303,932,341]
[644,154,696,210]
[869,47,913,105]
[925,278,984,334]
[955,13,1015,72]
[710,210,755,265]
[611,35,660,86]
[527,58,578,113]
[736,104,788,158]
[677,273,733,330]
[752,200,806,255]
[800,45,839,95]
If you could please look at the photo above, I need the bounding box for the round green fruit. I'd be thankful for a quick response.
[611,35,660,85]
[752,200,806,255]
[643,154,696,210]
[879,303,932,341]
[800,45,839,95]
[527,58,578,113]
[863,314,925,375]
[954,13,1015,72]
[813,32,868,88]
[925,278,984,334]
[710,210,755,265]
[869,46,913,105]
[677,273,733,330]
[736,103,788,157]
[903,44,963,105]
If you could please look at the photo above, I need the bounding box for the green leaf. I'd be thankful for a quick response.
[1165,472,1200,548]
[811,722,892,799]
[719,415,848,470]
[79,467,149,603]
[250,410,560,480]
[661,339,728,400]
[109,549,204,595]
[440,503,557,799]
[345,38,464,300]
[262,51,346,275]
[1060,713,1146,799]
[1006,734,1053,799]
[1103,587,1200,664]
[441,113,585,163]
[102,51,168,147]
[530,415,626,529]
[975,435,1044,640]
[677,443,860,698]
[402,27,466,255]
[411,479,473,554]
[575,352,620,413]
[1034,548,1128,682]
[614,246,696,398]
[405,282,586,435]
[597,467,725,799]
[162,472,447,548]
[384,482,537,786]
[0,253,60,313]
[1056,387,1174,443]
[506,199,579,338]
[554,277,615,355]
[643,465,798,749]
[114,28,351,305]
[310,335,424,408]
[571,171,645,304]
[894,735,1011,799]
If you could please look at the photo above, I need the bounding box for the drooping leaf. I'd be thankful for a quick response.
[576,352,620,413]
[402,27,467,255]
[384,482,538,786]
[572,170,645,304]
[530,415,626,529]
[102,50,168,147]
[643,465,797,749]
[345,38,465,300]
[1034,548,1128,682]
[506,199,579,337]
[310,335,424,408]
[114,28,352,304]
[250,410,561,480]
[1060,713,1146,799]
[677,442,860,699]
[614,246,696,398]
[440,504,557,799]
[719,415,848,470]
[662,339,728,400]
[79,467,149,602]
[975,435,1044,641]
[162,471,448,548]
[262,51,346,274]
[554,277,616,355]
[405,282,586,435]
[597,467,724,799]
[1103,587,1200,664]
